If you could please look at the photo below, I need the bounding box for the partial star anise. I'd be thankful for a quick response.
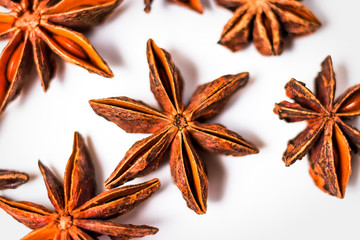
[0,169,29,190]
[274,56,360,198]
[89,39,258,214]
[216,0,321,55]
[0,0,120,114]
[144,0,203,13]
[0,132,159,239]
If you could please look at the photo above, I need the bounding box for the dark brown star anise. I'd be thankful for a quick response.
[216,0,321,55]
[274,56,360,198]
[144,0,203,13]
[0,0,120,114]
[89,39,259,214]
[0,169,29,190]
[0,132,159,239]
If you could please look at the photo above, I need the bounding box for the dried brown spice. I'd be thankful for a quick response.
[0,169,29,190]
[274,55,360,198]
[216,0,321,55]
[0,132,159,239]
[0,0,120,114]
[144,0,203,13]
[89,39,259,214]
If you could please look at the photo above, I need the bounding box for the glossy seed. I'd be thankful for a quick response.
[53,35,88,60]
[6,42,24,83]
[338,91,360,113]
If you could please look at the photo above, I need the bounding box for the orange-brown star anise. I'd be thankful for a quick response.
[0,169,29,190]
[274,56,360,198]
[89,39,258,214]
[144,0,203,13]
[0,0,120,114]
[0,132,160,239]
[216,0,321,55]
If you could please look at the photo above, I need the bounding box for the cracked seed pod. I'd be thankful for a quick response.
[0,0,121,114]
[274,56,360,198]
[216,0,321,55]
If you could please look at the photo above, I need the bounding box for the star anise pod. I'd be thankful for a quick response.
[144,0,203,13]
[89,39,259,214]
[0,132,159,239]
[0,0,120,114]
[274,56,360,198]
[0,169,29,190]
[216,0,321,55]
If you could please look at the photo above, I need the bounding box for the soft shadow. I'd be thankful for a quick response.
[45,160,63,183]
[224,74,256,110]
[235,126,264,149]
[302,0,327,26]
[282,36,295,54]
[200,0,212,11]
[0,110,9,126]
[349,153,360,186]
[334,64,349,97]
[85,135,105,192]
[345,117,360,186]
[106,1,132,24]
[92,41,124,67]
[114,188,161,225]
[198,148,226,202]
[27,172,37,183]
[168,48,199,96]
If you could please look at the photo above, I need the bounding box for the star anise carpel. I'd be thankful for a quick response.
[144,0,203,14]
[0,132,160,239]
[0,169,29,190]
[0,0,121,114]
[216,0,321,55]
[89,39,259,214]
[274,55,360,199]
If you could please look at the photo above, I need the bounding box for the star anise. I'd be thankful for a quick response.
[144,0,203,13]
[0,169,29,190]
[0,132,159,239]
[274,56,360,198]
[216,0,321,55]
[0,0,120,114]
[89,39,259,214]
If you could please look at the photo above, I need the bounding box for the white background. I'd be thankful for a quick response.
[1,0,360,239]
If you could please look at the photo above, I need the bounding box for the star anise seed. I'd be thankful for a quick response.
[216,0,321,55]
[144,0,203,13]
[89,39,259,214]
[0,132,160,239]
[0,169,29,190]
[274,55,360,198]
[0,0,121,114]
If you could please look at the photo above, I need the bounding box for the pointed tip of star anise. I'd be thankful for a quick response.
[0,169,30,190]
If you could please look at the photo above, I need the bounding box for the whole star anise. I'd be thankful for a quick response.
[144,0,203,13]
[0,0,120,114]
[89,39,259,214]
[0,132,159,239]
[274,56,360,198]
[0,169,29,190]
[216,0,321,55]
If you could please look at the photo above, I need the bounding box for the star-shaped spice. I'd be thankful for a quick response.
[216,0,321,55]
[144,0,203,13]
[0,169,29,190]
[0,0,120,114]
[0,132,159,239]
[89,39,258,214]
[274,56,360,198]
